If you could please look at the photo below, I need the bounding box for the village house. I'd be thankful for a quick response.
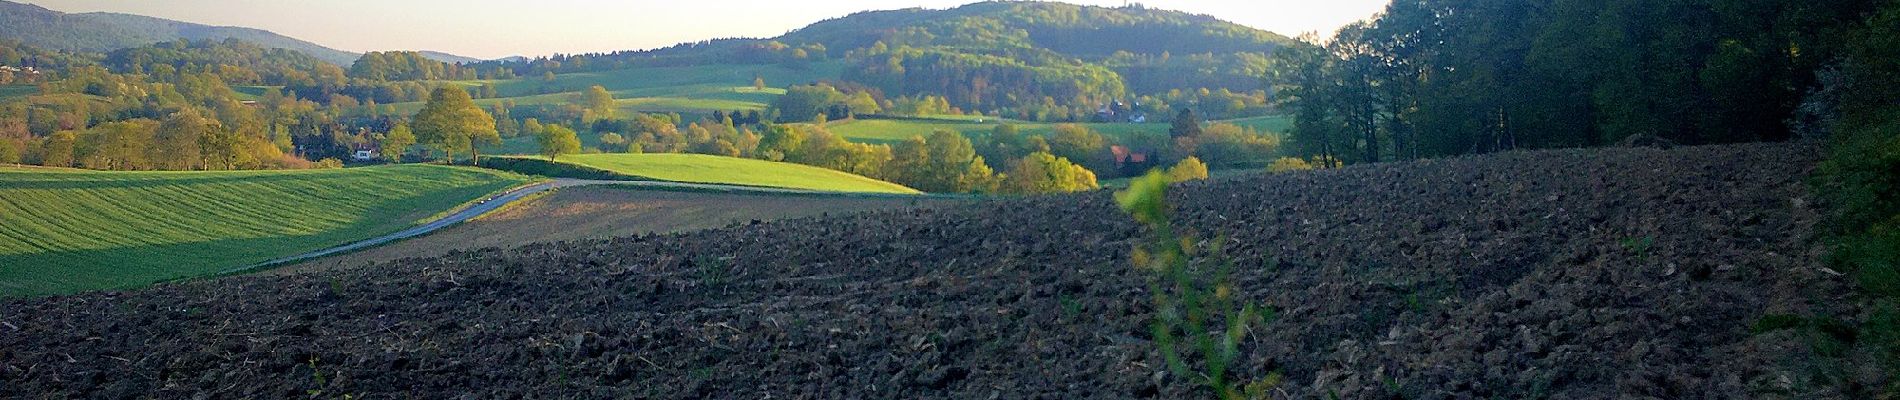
[350,142,380,162]
[1110,145,1156,175]
[1095,100,1148,123]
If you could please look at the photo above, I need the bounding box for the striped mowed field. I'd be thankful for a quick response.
[0,164,534,296]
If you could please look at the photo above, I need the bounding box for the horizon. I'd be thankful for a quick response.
[15,0,1387,60]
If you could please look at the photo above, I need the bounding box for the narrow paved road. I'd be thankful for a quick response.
[221,179,923,275]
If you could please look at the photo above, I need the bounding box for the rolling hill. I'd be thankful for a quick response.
[0,164,534,296]
[487,153,921,194]
[778,1,1291,58]
[823,114,1292,144]
[0,0,359,65]
[385,62,837,117]
[418,50,483,64]
[466,2,1294,111]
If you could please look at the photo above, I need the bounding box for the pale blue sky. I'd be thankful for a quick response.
[21,0,1387,60]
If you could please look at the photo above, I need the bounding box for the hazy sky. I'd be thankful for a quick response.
[20,0,1388,60]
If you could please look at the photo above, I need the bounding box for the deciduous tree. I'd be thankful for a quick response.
[0,139,18,164]
[1003,152,1098,194]
[412,86,498,164]
[80,120,157,171]
[40,131,75,167]
[598,133,626,152]
[151,110,214,170]
[579,85,616,120]
[1169,108,1203,138]
[1165,156,1208,182]
[1049,123,1108,173]
[382,123,416,161]
[538,124,582,161]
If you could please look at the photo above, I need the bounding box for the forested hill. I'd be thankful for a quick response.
[468,1,1293,117]
[0,0,359,65]
[417,51,484,64]
[777,2,1291,58]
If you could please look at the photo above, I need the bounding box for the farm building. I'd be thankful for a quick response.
[1110,145,1156,175]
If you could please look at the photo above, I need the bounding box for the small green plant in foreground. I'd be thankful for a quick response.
[306,356,327,397]
[1620,236,1654,261]
[1117,171,1277,399]
[695,255,729,291]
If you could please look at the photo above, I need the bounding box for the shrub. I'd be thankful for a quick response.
[1117,171,1277,399]
[537,125,582,161]
[598,133,627,152]
[1818,104,1900,300]
[1265,157,1313,173]
[0,139,19,164]
[1166,156,1210,182]
[1002,151,1098,194]
[1188,123,1281,166]
[1815,7,1900,387]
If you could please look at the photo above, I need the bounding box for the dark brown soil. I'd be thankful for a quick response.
[1,143,1876,399]
[270,187,944,276]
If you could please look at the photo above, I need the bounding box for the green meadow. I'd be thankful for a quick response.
[0,165,534,296]
[385,62,841,115]
[0,84,37,101]
[495,153,920,194]
[823,114,1293,144]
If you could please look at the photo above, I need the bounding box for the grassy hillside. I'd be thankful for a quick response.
[0,84,35,101]
[387,63,839,116]
[825,115,1292,144]
[493,153,920,194]
[1223,115,1294,134]
[0,165,534,296]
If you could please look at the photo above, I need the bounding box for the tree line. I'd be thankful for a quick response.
[532,114,1104,195]
[1269,0,1887,164]
[1810,1,1900,378]
[1259,0,1899,381]
[520,85,1276,194]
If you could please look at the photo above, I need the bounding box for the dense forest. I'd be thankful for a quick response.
[1816,2,1900,382]
[0,37,451,170]
[104,39,336,86]
[1270,0,1888,163]
[1266,1,1900,384]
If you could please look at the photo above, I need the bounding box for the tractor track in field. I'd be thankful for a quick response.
[222,178,933,275]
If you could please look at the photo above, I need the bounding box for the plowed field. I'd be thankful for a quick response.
[3,143,1875,398]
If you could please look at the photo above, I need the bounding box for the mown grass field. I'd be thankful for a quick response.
[481,133,613,156]
[0,84,37,102]
[824,114,1293,144]
[0,165,535,296]
[232,85,281,102]
[387,62,840,115]
[1223,115,1294,133]
[494,153,920,194]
